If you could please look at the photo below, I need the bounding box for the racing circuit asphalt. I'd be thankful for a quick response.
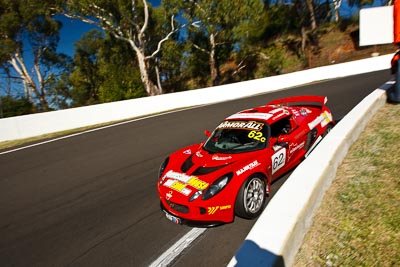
[0,70,392,267]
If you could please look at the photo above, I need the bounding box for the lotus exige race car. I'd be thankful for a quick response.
[157,95,335,226]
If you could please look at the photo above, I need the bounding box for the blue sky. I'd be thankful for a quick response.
[56,0,161,57]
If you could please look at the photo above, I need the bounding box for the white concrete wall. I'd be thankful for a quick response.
[0,54,393,143]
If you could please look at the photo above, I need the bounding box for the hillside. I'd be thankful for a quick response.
[310,23,395,67]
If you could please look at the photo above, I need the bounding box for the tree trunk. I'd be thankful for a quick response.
[209,33,219,86]
[9,53,50,110]
[333,0,342,22]
[136,49,161,96]
[301,26,307,53]
[306,0,317,31]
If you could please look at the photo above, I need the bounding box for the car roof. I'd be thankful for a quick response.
[224,96,327,125]
[225,104,294,124]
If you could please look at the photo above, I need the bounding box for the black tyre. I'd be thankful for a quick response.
[235,174,267,219]
[323,124,334,137]
[304,128,318,151]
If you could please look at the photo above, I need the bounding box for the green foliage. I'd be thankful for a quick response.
[0,96,35,118]
[69,29,146,106]
[256,45,286,77]
[0,0,73,111]
[157,40,185,93]
[97,38,146,102]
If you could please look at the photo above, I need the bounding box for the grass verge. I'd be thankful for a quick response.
[294,103,400,267]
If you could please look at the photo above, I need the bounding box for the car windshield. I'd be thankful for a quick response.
[203,120,269,154]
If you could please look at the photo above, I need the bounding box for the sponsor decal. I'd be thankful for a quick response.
[187,177,209,190]
[226,113,273,121]
[320,111,332,128]
[271,112,286,121]
[300,109,308,116]
[212,155,232,161]
[217,120,264,131]
[308,114,324,130]
[164,170,193,183]
[183,149,191,155]
[289,142,305,154]
[308,111,332,130]
[248,130,266,142]
[208,206,219,215]
[196,151,203,158]
[236,160,261,176]
[270,108,291,122]
[164,179,192,196]
[272,148,286,174]
[166,191,173,200]
[162,170,209,194]
[292,110,300,117]
[207,205,232,215]
[269,108,284,114]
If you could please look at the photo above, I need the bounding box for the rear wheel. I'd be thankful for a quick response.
[323,124,334,137]
[235,174,267,219]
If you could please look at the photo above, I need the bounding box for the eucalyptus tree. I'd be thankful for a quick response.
[56,0,190,96]
[165,0,264,86]
[69,30,103,106]
[70,29,145,106]
[0,0,72,111]
[332,0,342,22]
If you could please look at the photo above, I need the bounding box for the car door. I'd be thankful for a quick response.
[269,117,292,178]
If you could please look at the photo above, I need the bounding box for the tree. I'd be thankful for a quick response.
[332,0,343,22]
[69,29,103,106]
[0,0,72,111]
[0,95,35,118]
[96,36,145,102]
[306,0,317,31]
[170,0,264,86]
[70,29,146,106]
[56,0,189,96]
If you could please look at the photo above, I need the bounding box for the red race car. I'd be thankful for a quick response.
[157,95,335,226]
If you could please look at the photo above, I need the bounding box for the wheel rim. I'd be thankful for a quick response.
[243,177,265,214]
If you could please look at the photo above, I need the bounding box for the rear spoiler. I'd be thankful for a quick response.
[267,95,327,107]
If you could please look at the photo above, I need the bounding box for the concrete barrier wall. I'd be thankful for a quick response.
[227,80,393,267]
[0,54,393,143]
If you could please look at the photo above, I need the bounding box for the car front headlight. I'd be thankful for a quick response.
[189,190,203,202]
[202,173,233,200]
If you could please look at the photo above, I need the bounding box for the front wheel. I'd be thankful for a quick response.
[235,175,267,219]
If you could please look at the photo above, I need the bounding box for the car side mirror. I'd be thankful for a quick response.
[277,135,290,145]
[204,130,211,137]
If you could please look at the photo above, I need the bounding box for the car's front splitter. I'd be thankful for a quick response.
[160,201,228,228]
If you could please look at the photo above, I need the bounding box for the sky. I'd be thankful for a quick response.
[54,0,385,58]
[56,0,161,57]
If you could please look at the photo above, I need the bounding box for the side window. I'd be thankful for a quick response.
[270,117,292,138]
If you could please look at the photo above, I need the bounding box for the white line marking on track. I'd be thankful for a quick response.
[149,228,207,267]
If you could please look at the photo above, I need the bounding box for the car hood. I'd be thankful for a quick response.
[159,143,264,203]
[164,143,258,182]
[179,143,240,170]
